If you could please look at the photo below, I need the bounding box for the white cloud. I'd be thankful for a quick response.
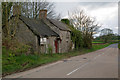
[46,0,119,2]
[54,2,118,35]
[72,3,118,34]
[115,27,118,29]
[88,4,118,22]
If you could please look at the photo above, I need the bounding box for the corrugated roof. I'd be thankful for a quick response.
[19,16,59,37]
[48,19,71,31]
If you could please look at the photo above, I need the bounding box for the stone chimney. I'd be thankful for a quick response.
[13,5,21,16]
[39,10,47,19]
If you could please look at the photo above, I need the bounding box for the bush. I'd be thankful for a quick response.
[118,44,120,49]
[70,27,83,49]
[2,37,31,55]
[83,34,92,49]
[61,19,92,49]
[61,19,84,49]
[47,44,53,56]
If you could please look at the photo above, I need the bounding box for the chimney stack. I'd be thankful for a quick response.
[39,10,47,19]
[13,5,21,16]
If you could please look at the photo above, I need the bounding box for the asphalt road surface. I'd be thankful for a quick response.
[5,44,118,78]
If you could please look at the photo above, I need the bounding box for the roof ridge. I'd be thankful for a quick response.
[41,19,59,37]
[19,16,59,37]
[47,18,71,31]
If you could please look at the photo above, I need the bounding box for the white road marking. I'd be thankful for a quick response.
[94,54,101,60]
[67,53,105,76]
[67,62,89,76]
[93,53,104,60]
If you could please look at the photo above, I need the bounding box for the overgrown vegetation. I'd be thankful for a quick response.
[2,37,31,55]
[2,2,118,77]
[70,26,83,49]
[47,44,53,56]
[92,41,104,44]
[2,43,111,76]
[61,19,83,49]
[2,2,13,26]
[118,43,120,49]
[94,28,119,43]
[67,10,101,49]
[61,18,94,49]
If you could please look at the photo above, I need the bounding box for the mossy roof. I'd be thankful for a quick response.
[19,16,59,37]
[48,19,71,31]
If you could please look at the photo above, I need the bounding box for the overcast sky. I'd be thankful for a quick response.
[54,2,118,36]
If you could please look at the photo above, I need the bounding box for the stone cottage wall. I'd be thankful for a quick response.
[59,30,71,53]
[47,36,56,53]
[43,19,60,36]
[40,44,46,53]
[36,36,56,53]
[43,19,71,53]
[13,19,37,51]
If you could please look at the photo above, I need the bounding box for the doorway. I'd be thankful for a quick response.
[55,40,58,53]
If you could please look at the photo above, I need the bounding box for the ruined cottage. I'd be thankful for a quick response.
[6,5,71,53]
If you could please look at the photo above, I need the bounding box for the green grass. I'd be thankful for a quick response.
[92,41,104,44]
[83,43,110,53]
[2,43,111,76]
[118,44,120,49]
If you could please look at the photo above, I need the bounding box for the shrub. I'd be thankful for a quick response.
[83,34,92,49]
[61,19,92,49]
[2,37,31,55]
[118,44,120,49]
[70,27,83,49]
[47,44,53,56]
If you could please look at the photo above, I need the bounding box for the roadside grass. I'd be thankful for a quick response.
[83,43,110,53]
[118,43,120,49]
[2,43,111,76]
[92,41,104,44]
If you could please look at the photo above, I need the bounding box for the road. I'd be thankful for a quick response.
[5,44,118,78]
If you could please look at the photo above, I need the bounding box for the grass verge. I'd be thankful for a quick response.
[118,44,120,49]
[2,43,111,76]
[92,41,104,44]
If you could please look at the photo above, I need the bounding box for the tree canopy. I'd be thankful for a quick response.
[2,1,60,38]
[100,28,114,43]
[68,9,101,48]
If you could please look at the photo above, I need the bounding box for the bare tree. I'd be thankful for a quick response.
[68,9,101,48]
[68,9,100,37]
[14,1,56,19]
[2,2,13,37]
[54,13,61,21]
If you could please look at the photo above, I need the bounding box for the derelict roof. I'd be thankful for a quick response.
[48,19,71,31]
[19,16,59,37]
